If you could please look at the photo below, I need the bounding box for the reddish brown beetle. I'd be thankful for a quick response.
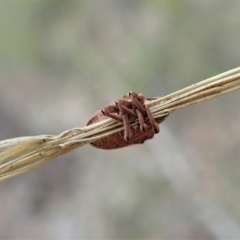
[86,91,168,149]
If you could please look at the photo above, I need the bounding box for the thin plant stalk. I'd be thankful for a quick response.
[0,67,240,181]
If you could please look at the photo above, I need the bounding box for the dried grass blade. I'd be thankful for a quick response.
[0,67,239,181]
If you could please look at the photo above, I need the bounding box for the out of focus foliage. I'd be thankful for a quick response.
[0,0,240,238]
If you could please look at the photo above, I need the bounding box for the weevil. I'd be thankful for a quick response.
[86,91,168,149]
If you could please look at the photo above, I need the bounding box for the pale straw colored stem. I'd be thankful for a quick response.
[0,67,240,181]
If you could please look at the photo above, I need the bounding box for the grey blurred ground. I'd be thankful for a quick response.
[0,0,240,239]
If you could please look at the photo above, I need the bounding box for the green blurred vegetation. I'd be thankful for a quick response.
[0,0,240,238]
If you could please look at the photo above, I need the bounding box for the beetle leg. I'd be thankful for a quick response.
[117,97,148,136]
[129,91,145,114]
[116,99,137,117]
[121,112,133,141]
[145,105,159,133]
[102,101,134,141]
[129,91,149,131]
[115,99,136,141]
[102,105,123,122]
[136,109,148,131]
[130,91,160,133]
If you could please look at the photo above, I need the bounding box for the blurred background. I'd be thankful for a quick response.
[0,0,240,238]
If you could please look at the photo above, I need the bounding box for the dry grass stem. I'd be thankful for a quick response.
[0,67,240,181]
